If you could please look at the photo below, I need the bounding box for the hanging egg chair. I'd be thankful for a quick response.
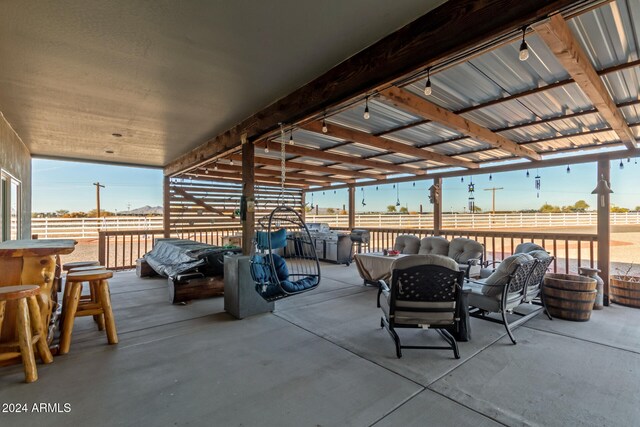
[250,206,321,302]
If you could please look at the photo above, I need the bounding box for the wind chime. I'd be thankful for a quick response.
[396,184,401,207]
[468,178,475,212]
[535,170,541,198]
[361,187,366,207]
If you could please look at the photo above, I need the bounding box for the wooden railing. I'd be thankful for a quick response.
[98,227,241,270]
[338,227,598,274]
[98,225,597,274]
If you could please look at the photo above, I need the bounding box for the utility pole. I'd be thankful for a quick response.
[93,182,105,217]
[483,187,504,214]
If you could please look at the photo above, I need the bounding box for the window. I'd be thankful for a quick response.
[1,171,21,241]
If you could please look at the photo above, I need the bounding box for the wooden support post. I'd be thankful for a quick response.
[241,140,255,256]
[163,176,171,238]
[597,159,611,305]
[348,186,356,230]
[433,178,442,236]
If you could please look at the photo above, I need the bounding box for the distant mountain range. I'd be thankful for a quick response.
[119,205,163,215]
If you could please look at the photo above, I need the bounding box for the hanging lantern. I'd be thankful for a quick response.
[591,174,613,208]
[535,171,541,198]
[468,178,475,212]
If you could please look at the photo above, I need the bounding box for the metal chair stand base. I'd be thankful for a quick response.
[469,305,543,345]
[381,316,460,359]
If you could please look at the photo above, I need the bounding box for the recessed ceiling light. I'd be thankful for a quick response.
[112,133,122,137]
[105,150,114,154]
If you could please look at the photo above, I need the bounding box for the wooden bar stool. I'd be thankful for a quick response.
[66,266,107,330]
[60,264,106,332]
[0,286,54,383]
[60,270,118,355]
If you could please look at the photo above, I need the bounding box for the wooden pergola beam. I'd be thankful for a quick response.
[164,0,581,176]
[185,171,309,188]
[228,153,386,180]
[302,121,478,169]
[196,163,353,184]
[380,87,542,161]
[253,141,425,176]
[304,148,640,193]
[535,14,637,150]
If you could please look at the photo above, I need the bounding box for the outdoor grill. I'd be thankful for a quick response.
[349,229,370,256]
[304,223,352,264]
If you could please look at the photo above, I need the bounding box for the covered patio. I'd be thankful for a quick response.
[1,0,640,425]
[1,263,639,425]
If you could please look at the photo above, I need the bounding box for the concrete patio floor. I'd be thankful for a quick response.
[1,263,639,426]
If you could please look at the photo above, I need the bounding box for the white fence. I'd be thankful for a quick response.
[30,212,640,239]
[31,217,163,239]
[306,212,640,229]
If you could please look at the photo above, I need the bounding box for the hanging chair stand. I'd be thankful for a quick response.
[249,124,321,302]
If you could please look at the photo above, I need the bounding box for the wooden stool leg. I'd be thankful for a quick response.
[27,296,54,364]
[59,282,82,355]
[90,281,105,331]
[98,280,118,345]
[16,298,38,383]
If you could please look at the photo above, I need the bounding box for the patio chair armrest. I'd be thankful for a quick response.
[377,280,390,308]
[467,258,481,266]
[378,280,390,293]
[465,279,502,287]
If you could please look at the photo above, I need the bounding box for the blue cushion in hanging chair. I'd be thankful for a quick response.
[256,228,287,250]
[250,253,289,283]
[280,276,319,293]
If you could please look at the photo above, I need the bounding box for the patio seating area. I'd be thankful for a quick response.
[2,263,639,426]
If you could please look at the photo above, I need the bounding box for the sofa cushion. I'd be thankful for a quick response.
[467,280,523,311]
[393,235,421,254]
[482,253,534,297]
[514,242,545,254]
[448,238,483,263]
[418,236,450,256]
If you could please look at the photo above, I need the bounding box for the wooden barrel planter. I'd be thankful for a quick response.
[610,275,640,308]
[543,273,597,321]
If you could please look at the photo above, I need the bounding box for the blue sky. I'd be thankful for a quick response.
[31,158,639,213]
[32,159,163,213]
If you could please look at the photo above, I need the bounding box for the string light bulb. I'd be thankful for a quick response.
[489,174,493,181]
[363,96,370,120]
[264,141,269,154]
[322,116,328,133]
[424,67,432,96]
[619,159,624,170]
[214,162,218,171]
[229,158,234,166]
[519,26,530,61]
[526,170,530,178]
[289,130,294,145]
[566,165,571,174]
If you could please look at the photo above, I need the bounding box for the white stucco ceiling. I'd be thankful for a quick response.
[0,0,445,167]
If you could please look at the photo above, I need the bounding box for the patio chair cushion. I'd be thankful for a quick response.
[466,281,523,311]
[418,236,450,256]
[528,249,551,260]
[514,242,545,254]
[391,254,460,271]
[481,253,534,297]
[393,235,421,254]
[448,237,483,264]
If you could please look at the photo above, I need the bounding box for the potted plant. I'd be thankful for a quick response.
[611,265,640,308]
